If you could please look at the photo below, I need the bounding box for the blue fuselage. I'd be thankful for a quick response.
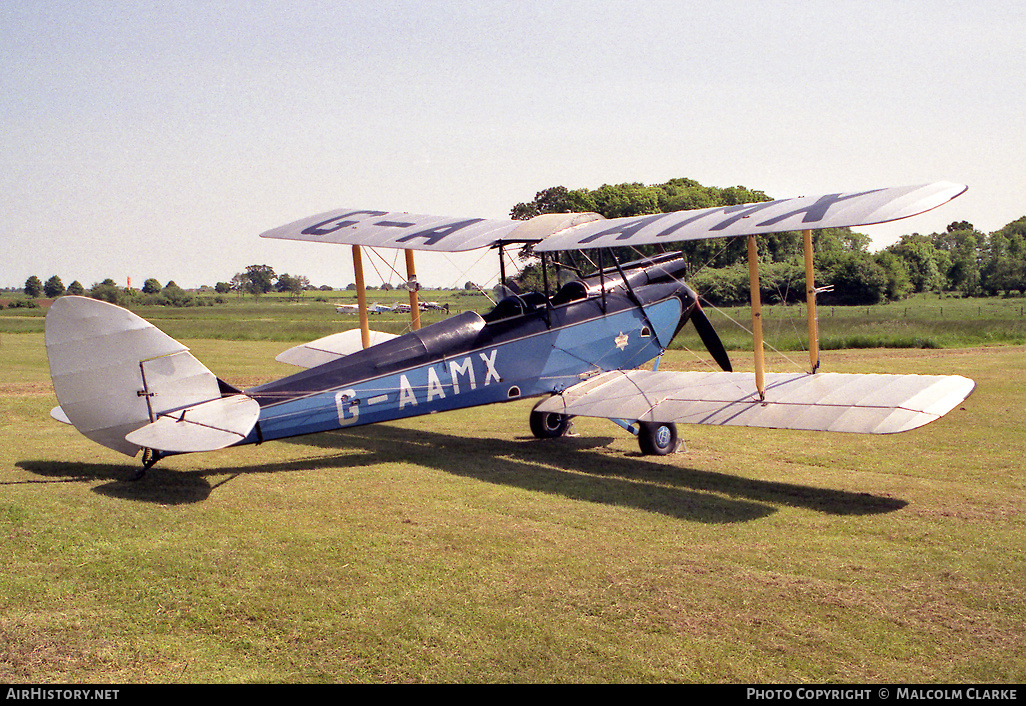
[240,279,692,446]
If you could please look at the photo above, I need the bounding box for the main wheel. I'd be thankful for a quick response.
[530,410,572,439]
[637,421,678,456]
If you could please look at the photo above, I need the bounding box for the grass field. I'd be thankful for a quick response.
[1,299,1024,683]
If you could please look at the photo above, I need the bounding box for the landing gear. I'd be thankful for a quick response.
[133,448,163,480]
[637,421,678,456]
[530,409,573,439]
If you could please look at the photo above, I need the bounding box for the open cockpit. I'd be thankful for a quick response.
[483,251,688,322]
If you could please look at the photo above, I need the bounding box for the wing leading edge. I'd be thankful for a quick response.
[258,183,966,253]
[534,369,975,434]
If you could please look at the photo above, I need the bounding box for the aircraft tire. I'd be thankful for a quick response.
[530,410,572,439]
[638,421,677,456]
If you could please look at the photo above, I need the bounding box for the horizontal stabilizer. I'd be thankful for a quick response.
[535,370,975,434]
[276,329,399,368]
[125,394,260,453]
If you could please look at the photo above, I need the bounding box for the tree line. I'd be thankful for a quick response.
[509,179,1026,306]
[14,265,320,308]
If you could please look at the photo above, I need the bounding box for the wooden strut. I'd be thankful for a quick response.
[353,245,370,349]
[802,229,821,373]
[747,229,821,401]
[747,234,766,401]
[405,249,421,331]
[353,246,421,348]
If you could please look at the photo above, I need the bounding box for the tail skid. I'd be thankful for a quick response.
[45,297,258,458]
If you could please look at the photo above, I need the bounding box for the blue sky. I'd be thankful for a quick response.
[3,1,1023,290]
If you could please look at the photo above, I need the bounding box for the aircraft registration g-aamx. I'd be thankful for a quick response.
[46,182,977,475]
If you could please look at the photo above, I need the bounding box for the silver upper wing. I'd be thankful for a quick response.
[533,182,967,252]
[259,209,603,252]
[259,183,965,253]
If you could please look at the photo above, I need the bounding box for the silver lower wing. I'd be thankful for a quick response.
[534,370,975,434]
[275,329,399,368]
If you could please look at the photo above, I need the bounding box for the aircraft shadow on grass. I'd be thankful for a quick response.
[17,422,906,521]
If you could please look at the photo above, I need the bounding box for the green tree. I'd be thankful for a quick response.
[946,232,982,297]
[983,256,1025,295]
[874,251,913,301]
[243,265,276,296]
[980,225,1026,296]
[510,186,596,220]
[67,280,85,296]
[24,275,43,297]
[89,280,122,304]
[142,278,162,294]
[275,273,309,300]
[887,234,943,292]
[589,182,661,218]
[756,260,808,304]
[43,275,65,298]
[818,252,889,305]
[158,281,192,306]
[689,264,749,306]
[988,218,1026,295]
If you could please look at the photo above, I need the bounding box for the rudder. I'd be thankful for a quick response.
[45,296,248,457]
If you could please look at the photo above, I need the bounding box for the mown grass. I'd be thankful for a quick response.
[1,327,1023,683]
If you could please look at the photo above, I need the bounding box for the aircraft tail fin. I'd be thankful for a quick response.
[45,296,258,456]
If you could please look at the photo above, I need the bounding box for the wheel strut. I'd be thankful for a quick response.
[134,448,163,480]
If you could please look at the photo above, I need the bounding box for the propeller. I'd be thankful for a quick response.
[691,303,732,372]
[682,285,732,372]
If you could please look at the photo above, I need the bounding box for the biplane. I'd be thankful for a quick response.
[45,182,976,474]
